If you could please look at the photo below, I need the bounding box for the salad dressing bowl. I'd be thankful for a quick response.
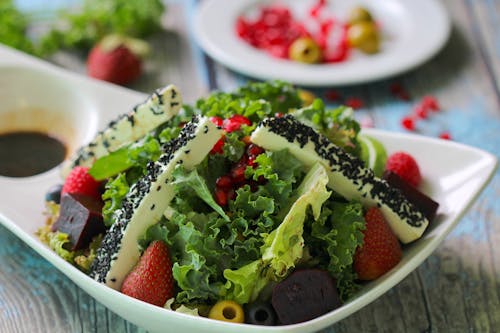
[0,44,497,333]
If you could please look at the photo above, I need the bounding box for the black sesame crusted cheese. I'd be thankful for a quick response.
[63,84,182,177]
[255,115,427,228]
[89,219,126,283]
[88,115,218,285]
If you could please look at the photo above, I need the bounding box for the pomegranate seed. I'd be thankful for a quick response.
[345,97,364,110]
[231,163,247,184]
[247,144,264,157]
[390,82,410,101]
[324,90,341,101]
[210,137,225,154]
[214,188,228,206]
[439,131,451,140]
[401,115,416,131]
[274,112,284,118]
[209,116,224,127]
[224,115,252,132]
[227,188,236,201]
[216,175,233,189]
[247,155,257,167]
[421,95,440,111]
[414,104,428,119]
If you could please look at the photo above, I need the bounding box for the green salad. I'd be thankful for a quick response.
[40,80,432,326]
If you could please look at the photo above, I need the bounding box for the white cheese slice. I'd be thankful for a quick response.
[90,116,223,289]
[62,84,182,177]
[250,116,428,243]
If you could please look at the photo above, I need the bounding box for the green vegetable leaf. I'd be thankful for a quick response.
[101,173,130,226]
[89,136,161,181]
[305,200,365,301]
[171,166,230,221]
[47,231,75,262]
[223,260,269,304]
[89,147,131,180]
[292,100,361,155]
[261,162,331,279]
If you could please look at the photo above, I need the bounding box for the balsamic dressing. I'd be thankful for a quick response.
[0,131,67,177]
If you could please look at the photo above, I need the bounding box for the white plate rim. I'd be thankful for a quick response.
[0,45,497,333]
[193,0,451,86]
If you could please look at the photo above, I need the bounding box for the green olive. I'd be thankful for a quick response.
[347,21,380,54]
[288,37,322,64]
[348,6,373,25]
[298,89,316,106]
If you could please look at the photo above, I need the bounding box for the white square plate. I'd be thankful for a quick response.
[0,44,497,333]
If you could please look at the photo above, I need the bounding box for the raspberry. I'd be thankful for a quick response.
[385,152,422,187]
[61,166,101,200]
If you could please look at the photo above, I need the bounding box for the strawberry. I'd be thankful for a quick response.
[61,166,101,201]
[385,151,422,187]
[87,34,149,85]
[121,240,175,306]
[354,207,402,280]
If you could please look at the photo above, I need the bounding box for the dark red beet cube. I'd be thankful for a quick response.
[383,170,439,223]
[271,269,341,325]
[53,193,106,250]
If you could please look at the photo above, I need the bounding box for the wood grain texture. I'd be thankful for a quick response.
[0,0,499,332]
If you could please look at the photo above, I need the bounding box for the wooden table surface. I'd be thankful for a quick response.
[1,0,499,332]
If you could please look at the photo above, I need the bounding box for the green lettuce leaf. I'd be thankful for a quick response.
[171,166,229,221]
[101,173,130,226]
[261,162,331,278]
[292,100,360,155]
[223,163,331,304]
[223,260,269,305]
[305,200,365,301]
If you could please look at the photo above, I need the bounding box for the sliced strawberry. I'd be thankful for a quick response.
[354,207,402,280]
[121,240,175,306]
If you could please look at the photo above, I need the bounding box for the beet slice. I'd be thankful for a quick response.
[271,269,341,325]
[383,170,439,222]
[53,193,106,250]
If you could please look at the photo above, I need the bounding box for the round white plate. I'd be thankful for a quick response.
[193,0,451,86]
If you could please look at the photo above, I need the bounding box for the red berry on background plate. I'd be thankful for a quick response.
[121,240,175,306]
[385,151,422,187]
[61,166,101,201]
[354,207,402,280]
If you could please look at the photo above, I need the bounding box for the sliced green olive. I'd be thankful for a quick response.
[288,37,322,64]
[347,21,380,54]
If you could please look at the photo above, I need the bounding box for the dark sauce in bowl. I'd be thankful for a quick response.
[0,131,67,177]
